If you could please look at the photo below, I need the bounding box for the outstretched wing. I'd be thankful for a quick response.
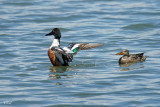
[78,43,103,50]
[67,43,103,55]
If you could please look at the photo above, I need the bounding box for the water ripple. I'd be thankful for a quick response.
[0,0,160,106]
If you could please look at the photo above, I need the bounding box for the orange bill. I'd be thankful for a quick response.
[116,51,124,55]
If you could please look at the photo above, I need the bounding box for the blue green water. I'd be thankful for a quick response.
[0,0,160,106]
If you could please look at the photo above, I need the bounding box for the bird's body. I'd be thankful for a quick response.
[45,28,103,66]
[116,49,147,64]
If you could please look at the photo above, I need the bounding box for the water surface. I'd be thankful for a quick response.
[0,0,160,106]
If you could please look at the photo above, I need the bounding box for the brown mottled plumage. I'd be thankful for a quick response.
[116,49,148,64]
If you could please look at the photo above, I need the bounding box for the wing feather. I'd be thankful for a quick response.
[67,43,103,55]
[79,43,103,50]
[51,47,73,62]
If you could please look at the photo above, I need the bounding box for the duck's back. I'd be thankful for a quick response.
[119,53,147,64]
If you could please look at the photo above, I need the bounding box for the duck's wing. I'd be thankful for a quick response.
[67,43,103,55]
[51,47,65,54]
[78,43,103,50]
[130,53,144,61]
[51,47,73,62]
[135,53,144,59]
[135,53,148,61]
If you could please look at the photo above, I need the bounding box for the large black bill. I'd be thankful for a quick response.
[45,31,54,36]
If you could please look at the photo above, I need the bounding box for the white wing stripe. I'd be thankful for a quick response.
[71,44,80,50]
[63,47,74,53]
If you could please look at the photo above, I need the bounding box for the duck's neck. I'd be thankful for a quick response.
[50,38,60,49]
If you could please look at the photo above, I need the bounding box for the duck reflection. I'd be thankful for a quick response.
[48,66,72,79]
[119,62,144,71]
[119,63,135,67]
[49,66,69,73]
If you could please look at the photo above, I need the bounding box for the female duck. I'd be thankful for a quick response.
[116,49,147,64]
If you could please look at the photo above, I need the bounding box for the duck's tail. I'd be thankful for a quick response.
[141,56,148,61]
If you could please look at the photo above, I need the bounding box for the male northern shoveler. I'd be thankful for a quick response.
[45,28,103,66]
[116,49,147,64]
